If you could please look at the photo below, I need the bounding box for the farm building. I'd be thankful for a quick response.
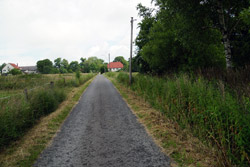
[107,62,124,72]
[19,66,38,74]
[1,63,20,74]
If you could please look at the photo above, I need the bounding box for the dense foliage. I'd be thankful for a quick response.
[114,72,250,166]
[135,1,250,73]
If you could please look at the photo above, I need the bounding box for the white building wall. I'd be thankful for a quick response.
[2,64,14,74]
[111,68,121,72]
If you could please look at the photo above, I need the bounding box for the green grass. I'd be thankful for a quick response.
[0,73,96,151]
[14,77,95,167]
[112,72,250,166]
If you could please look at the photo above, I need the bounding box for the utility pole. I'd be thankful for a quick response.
[129,17,134,85]
[109,53,110,72]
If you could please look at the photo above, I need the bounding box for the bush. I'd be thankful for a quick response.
[117,72,130,85]
[9,69,22,75]
[117,72,250,166]
[75,71,81,80]
[105,72,116,78]
[30,89,66,118]
[0,98,32,149]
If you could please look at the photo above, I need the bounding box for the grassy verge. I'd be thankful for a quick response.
[106,74,218,167]
[0,75,95,167]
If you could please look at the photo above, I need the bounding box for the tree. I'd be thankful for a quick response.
[54,58,62,69]
[68,61,80,72]
[0,63,6,74]
[100,64,108,74]
[241,6,250,26]
[83,57,104,73]
[9,68,22,75]
[54,58,69,73]
[113,56,129,71]
[37,59,53,74]
[79,57,86,72]
[152,0,250,68]
[136,3,225,73]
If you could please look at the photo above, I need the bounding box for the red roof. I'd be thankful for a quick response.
[107,62,124,69]
[9,63,20,69]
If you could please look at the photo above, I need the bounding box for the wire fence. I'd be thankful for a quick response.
[0,82,54,101]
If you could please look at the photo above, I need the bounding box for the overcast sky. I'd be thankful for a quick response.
[0,0,153,66]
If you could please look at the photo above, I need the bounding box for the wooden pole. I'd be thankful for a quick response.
[129,17,134,85]
[50,81,54,89]
[24,88,28,101]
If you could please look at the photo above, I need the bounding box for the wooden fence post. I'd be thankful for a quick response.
[24,88,29,101]
[50,81,54,89]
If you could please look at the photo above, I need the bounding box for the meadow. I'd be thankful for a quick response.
[0,73,95,150]
[107,71,250,167]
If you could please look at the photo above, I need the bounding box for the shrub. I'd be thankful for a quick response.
[75,71,81,80]
[30,89,63,118]
[105,72,116,78]
[9,69,22,75]
[0,98,32,149]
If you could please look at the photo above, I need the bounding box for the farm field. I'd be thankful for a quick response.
[0,73,96,152]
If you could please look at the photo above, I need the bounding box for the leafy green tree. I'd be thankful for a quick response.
[241,6,250,26]
[100,64,108,74]
[68,61,80,72]
[80,57,86,72]
[54,58,62,69]
[53,58,69,73]
[0,63,6,74]
[152,0,250,68]
[61,59,69,69]
[9,68,22,75]
[37,59,53,74]
[82,57,104,73]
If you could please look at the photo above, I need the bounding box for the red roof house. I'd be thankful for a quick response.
[9,63,20,69]
[1,63,20,74]
[107,62,124,71]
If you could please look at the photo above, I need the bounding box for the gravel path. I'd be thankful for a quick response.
[34,75,171,167]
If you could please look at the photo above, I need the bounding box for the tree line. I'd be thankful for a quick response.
[0,56,129,75]
[36,56,129,74]
[132,0,250,74]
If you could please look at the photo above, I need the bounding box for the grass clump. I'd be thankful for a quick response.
[0,88,66,149]
[105,72,116,78]
[114,72,250,166]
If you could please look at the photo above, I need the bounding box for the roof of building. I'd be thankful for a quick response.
[9,63,20,69]
[19,66,37,71]
[107,62,124,69]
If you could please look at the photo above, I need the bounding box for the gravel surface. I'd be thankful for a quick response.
[34,75,171,167]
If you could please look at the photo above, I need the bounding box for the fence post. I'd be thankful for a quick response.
[50,81,54,89]
[24,88,29,101]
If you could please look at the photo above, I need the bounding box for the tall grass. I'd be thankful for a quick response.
[0,74,46,90]
[115,72,250,166]
[0,73,95,150]
[105,72,116,78]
